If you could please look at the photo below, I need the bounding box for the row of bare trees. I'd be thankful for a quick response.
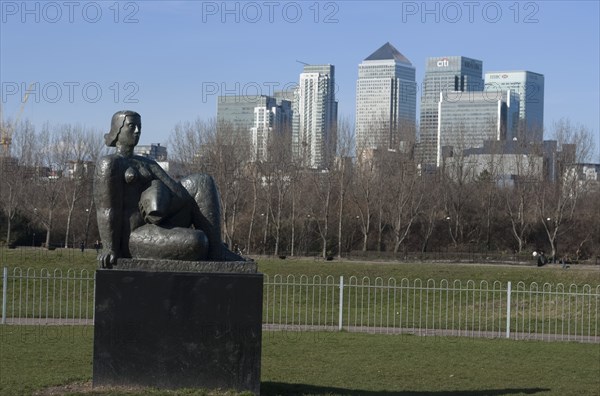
[1,117,598,262]
[169,118,599,261]
[0,120,105,249]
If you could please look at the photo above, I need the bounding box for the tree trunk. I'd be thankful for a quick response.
[337,190,344,258]
[290,191,296,257]
[64,206,74,248]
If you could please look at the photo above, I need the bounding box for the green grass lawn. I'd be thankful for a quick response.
[0,326,598,395]
[1,248,599,287]
[0,250,598,395]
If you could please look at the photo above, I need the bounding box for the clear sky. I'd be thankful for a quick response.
[1,0,599,160]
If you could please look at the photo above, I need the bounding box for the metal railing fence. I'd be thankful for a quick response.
[1,267,95,325]
[263,275,600,342]
[2,268,599,342]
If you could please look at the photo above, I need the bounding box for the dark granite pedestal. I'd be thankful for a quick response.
[92,260,262,395]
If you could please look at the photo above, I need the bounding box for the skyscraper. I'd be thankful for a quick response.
[216,95,264,131]
[485,71,545,142]
[355,42,417,153]
[437,90,520,166]
[419,56,483,167]
[250,97,291,162]
[217,95,292,162]
[292,64,338,169]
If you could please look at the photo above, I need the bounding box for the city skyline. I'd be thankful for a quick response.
[1,1,598,160]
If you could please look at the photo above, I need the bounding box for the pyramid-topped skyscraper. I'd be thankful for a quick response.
[364,42,412,63]
[355,42,417,154]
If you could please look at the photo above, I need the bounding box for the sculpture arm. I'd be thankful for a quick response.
[147,160,192,213]
[94,156,124,267]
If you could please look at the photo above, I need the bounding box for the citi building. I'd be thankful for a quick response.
[419,56,483,167]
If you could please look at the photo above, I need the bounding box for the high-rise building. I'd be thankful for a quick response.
[250,97,292,162]
[419,56,484,167]
[216,95,263,133]
[437,90,520,167]
[355,42,417,153]
[134,143,168,161]
[292,64,338,169]
[217,95,292,161]
[485,71,545,142]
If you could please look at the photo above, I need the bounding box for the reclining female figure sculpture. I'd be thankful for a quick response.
[94,110,241,268]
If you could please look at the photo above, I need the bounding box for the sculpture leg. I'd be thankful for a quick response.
[180,174,244,261]
[129,224,208,261]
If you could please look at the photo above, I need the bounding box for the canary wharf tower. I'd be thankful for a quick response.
[418,56,483,167]
[355,42,417,153]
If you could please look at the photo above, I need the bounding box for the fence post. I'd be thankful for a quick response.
[2,267,7,324]
[506,281,512,339]
[338,275,344,331]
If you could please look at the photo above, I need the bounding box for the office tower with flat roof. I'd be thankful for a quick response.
[485,71,544,142]
[292,64,338,169]
[217,95,291,161]
[437,90,519,166]
[216,95,263,134]
[419,56,484,167]
[250,97,292,162]
[355,42,417,153]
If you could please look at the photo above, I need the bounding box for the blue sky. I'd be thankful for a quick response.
[1,0,599,160]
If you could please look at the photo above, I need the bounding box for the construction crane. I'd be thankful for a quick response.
[0,83,34,157]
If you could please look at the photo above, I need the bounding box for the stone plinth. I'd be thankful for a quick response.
[116,258,257,274]
[93,261,262,395]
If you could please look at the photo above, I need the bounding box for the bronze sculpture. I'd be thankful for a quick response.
[94,110,242,268]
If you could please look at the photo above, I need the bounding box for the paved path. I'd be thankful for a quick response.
[2,318,598,343]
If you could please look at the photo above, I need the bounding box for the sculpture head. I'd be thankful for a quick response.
[105,110,142,147]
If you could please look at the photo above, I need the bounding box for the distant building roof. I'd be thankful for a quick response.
[365,42,412,64]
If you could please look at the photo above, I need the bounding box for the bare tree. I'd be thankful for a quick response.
[503,142,542,253]
[418,172,444,253]
[24,123,64,248]
[537,119,595,260]
[308,169,335,258]
[55,124,103,248]
[0,120,35,245]
[383,151,423,254]
[335,118,354,257]
[351,148,377,252]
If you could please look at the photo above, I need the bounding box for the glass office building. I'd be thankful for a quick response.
[419,56,484,167]
[437,90,520,167]
[217,95,291,161]
[355,42,417,153]
[485,71,545,142]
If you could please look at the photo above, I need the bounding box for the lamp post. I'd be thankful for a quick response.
[32,208,38,248]
[84,208,91,247]
[545,217,556,263]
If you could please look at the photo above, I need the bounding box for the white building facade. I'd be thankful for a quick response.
[292,65,337,169]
